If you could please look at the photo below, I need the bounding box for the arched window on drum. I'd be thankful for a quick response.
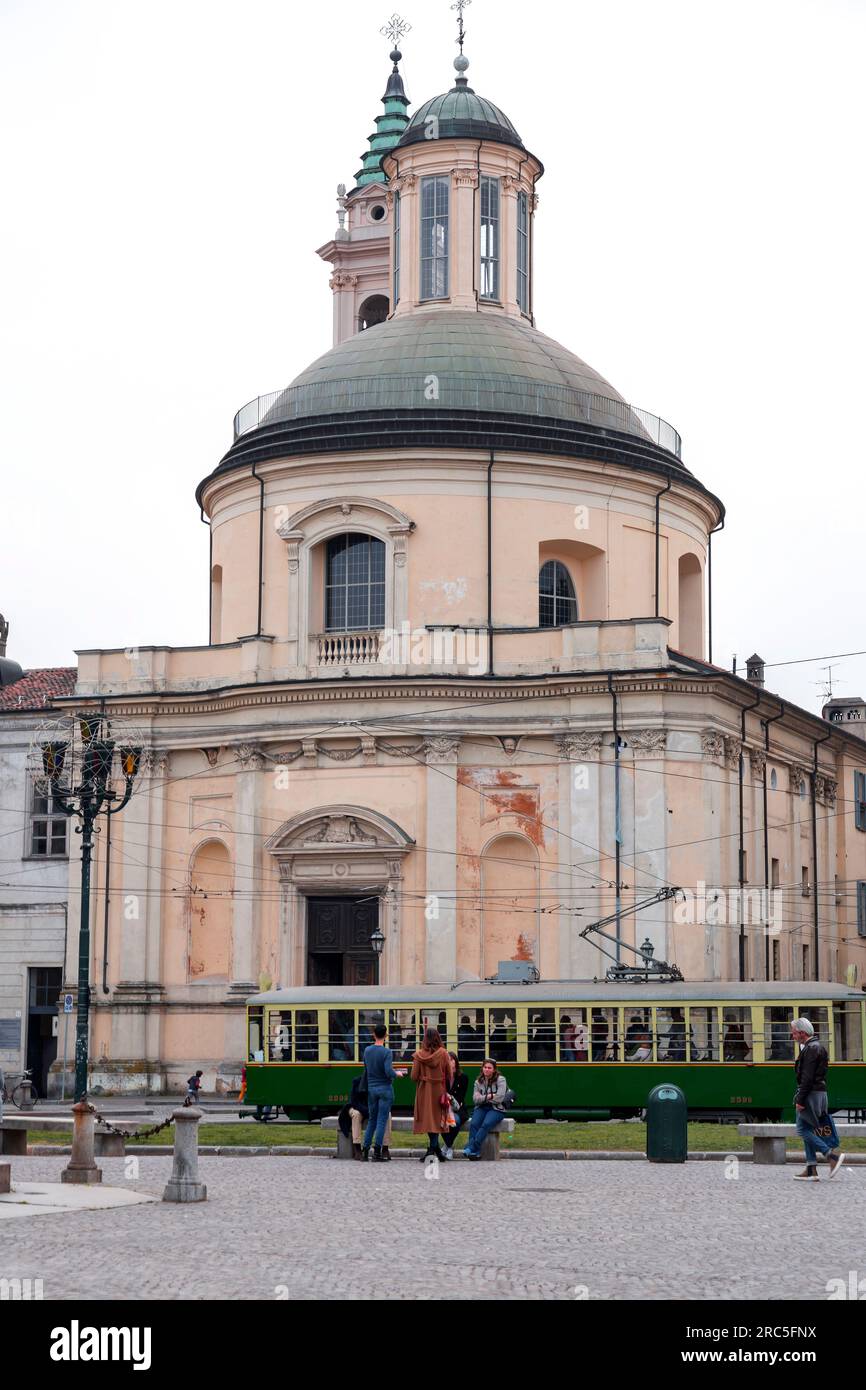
[539,560,577,628]
[325,533,386,631]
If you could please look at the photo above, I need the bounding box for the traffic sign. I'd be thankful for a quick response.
[63,993,74,1014]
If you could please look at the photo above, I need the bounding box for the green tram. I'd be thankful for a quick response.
[243,982,866,1124]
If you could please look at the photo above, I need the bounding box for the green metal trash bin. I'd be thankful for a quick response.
[646,1083,687,1163]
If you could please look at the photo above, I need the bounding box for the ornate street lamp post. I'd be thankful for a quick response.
[37,715,142,1100]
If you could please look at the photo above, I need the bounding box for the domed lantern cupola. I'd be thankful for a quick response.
[381,3,543,321]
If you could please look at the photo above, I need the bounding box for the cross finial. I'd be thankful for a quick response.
[451,0,471,54]
[380,12,411,49]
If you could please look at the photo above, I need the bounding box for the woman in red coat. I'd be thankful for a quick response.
[411,1028,454,1162]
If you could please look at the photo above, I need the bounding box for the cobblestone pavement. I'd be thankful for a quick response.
[1,1154,862,1300]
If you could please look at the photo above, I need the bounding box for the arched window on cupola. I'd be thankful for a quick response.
[539,560,578,628]
[358,295,389,331]
[325,533,386,631]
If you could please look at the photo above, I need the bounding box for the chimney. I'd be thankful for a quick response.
[745,653,765,688]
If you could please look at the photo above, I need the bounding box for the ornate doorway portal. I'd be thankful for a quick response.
[264,804,414,986]
[307,896,379,985]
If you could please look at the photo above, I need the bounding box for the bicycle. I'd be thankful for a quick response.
[1,1068,40,1109]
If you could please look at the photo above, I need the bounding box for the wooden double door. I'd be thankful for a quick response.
[306,896,379,986]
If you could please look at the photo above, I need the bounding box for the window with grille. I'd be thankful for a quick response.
[516,189,529,312]
[29,779,68,857]
[855,770,866,831]
[539,560,578,627]
[420,176,449,299]
[480,176,500,300]
[325,533,386,631]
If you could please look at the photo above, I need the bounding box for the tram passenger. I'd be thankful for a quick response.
[411,1027,454,1162]
[296,1012,319,1061]
[627,1028,652,1061]
[625,1014,646,1049]
[463,1058,509,1161]
[560,1014,578,1062]
[591,1017,611,1061]
[458,1015,484,1061]
[529,1013,556,1062]
[442,1052,470,1159]
[665,1008,687,1061]
[723,1023,750,1062]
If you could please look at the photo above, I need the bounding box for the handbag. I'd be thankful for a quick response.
[502,1088,517,1110]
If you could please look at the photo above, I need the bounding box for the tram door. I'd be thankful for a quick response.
[306,897,379,986]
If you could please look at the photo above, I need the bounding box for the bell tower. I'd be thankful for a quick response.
[316,18,411,346]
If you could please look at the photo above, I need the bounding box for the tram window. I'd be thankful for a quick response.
[528,1009,556,1061]
[591,1008,620,1061]
[796,1006,829,1047]
[558,1008,588,1061]
[765,1007,794,1061]
[834,1003,864,1062]
[389,1009,417,1061]
[328,1009,356,1061]
[687,1007,719,1061]
[421,1009,447,1047]
[248,1007,264,1062]
[358,1009,385,1055]
[457,1010,485,1062]
[625,1008,653,1061]
[268,1010,292,1061]
[658,1007,686,1061]
[295,1010,319,1061]
[488,1010,517,1063]
[722,1007,752,1062]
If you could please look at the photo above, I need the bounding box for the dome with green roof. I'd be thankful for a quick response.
[396,70,527,155]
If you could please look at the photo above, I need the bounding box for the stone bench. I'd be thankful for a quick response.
[738,1122,866,1165]
[0,1116,140,1158]
[321,1114,516,1160]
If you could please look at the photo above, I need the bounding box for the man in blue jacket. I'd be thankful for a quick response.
[363,1024,399,1163]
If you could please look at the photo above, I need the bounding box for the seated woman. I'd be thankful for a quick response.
[463,1058,508,1161]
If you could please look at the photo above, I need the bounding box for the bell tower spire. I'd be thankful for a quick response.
[354,16,412,188]
[317,16,413,346]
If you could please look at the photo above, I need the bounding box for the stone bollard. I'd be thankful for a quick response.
[0,1161,11,1194]
[162,1106,207,1203]
[61,1102,102,1185]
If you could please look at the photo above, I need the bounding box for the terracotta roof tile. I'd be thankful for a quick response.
[0,667,77,712]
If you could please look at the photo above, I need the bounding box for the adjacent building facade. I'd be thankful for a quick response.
[0,629,75,1095]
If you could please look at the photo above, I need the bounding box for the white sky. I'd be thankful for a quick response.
[1,0,864,715]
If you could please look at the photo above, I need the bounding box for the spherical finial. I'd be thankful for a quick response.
[454,53,469,74]
[390,48,402,64]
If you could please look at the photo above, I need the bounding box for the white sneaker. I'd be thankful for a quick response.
[828,1152,845,1179]
[793,1167,819,1181]
[443,1147,454,1161]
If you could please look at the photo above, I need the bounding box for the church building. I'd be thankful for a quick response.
[50,22,866,1092]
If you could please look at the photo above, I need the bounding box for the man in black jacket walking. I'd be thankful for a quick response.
[791,1018,843,1181]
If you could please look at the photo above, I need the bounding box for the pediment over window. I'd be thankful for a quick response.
[277,496,415,542]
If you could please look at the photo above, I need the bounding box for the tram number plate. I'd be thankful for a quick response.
[730,1095,753,1104]
[328,1093,348,1102]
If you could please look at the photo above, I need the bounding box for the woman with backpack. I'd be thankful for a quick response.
[463,1057,509,1161]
